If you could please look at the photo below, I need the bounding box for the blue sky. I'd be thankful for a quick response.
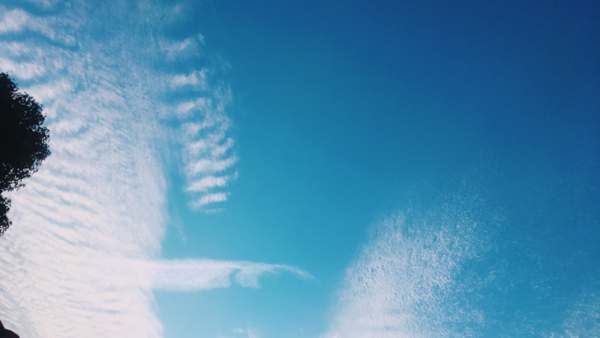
[0,1,599,337]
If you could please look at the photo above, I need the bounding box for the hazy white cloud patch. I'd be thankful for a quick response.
[24,79,73,103]
[324,193,495,338]
[0,6,76,44]
[0,2,308,337]
[160,34,205,61]
[324,179,600,338]
[149,259,312,290]
[543,288,600,338]
[0,8,30,33]
[0,41,33,57]
[0,56,45,80]
[189,156,237,175]
[191,192,229,208]
[171,69,208,89]
[187,174,234,192]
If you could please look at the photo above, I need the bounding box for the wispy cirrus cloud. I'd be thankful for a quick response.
[187,174,235,192]
[0,56,45,80]
[149,259,311,290]
[0,2,309,338]
[160,30,238,212]
[324,182,600,338]
[160,34,205,61]
[324,194,493,338]
[171,77,238,211]
[0,6,76,44]
[191,192,229,208]
[0,8,31,33]
[23,79,73,102]
[171,69,208,89]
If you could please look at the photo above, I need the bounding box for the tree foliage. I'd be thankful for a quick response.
[0,320,20,338]
[0,73,50,235]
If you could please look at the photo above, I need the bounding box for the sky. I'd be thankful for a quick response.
[0,0,598,337]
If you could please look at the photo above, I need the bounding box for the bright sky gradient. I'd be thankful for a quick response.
[0,1,599,338]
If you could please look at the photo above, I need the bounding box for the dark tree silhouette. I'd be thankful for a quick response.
[0,320,19,338]
[0,72,50,235]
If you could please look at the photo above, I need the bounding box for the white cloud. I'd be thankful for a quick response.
[212,137,234,156]
[323,194,494,338]
[188,175,230,192]
[171,69,207,89]
[176,100,198,116]
[24,79,73,103]
[323,185,600,338]
[247,328,259,338]
[160,35,205,61]
[188,156,237,176]
[175,97,212,117]
[0,8,30,33]
[0,7,75,44]
[0,3,309,338]
[174,88,237,211]
[0,56,45,80]
[191,192,229,208]
[0,41,33,57]
[149,260,311,291]
[545,288,600,338]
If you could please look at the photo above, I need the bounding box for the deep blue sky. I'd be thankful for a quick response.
[0,0,597,337]
[155,1,599,337]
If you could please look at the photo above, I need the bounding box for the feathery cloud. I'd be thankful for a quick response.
[171,69,208,89]
[324,183,600,338]
[0,6,76,44]
[0,3,309,338]
[24,79,73,103]
[324,198,492,338]
[0,56,45,80]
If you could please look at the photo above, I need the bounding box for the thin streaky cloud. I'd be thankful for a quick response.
[191,192,229,208]
[0,56,45,80]
[160,35,204,61]
[24,79,73,103]
[0,6,76,44]
[188,131,227,155]
[187,175,229,192]
[167,65,237,210]
[188,156,237,176]
[211,137,234,157]
[0,41,33,57]
[171,69,208,89]
[176,100,198,117]
[149,259,312,291]
[176,97,213,117]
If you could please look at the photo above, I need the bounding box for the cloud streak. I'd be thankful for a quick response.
[173,83,238,211]
[0,56,45,80]
[0,6,76,44]
[171,69,207,89]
